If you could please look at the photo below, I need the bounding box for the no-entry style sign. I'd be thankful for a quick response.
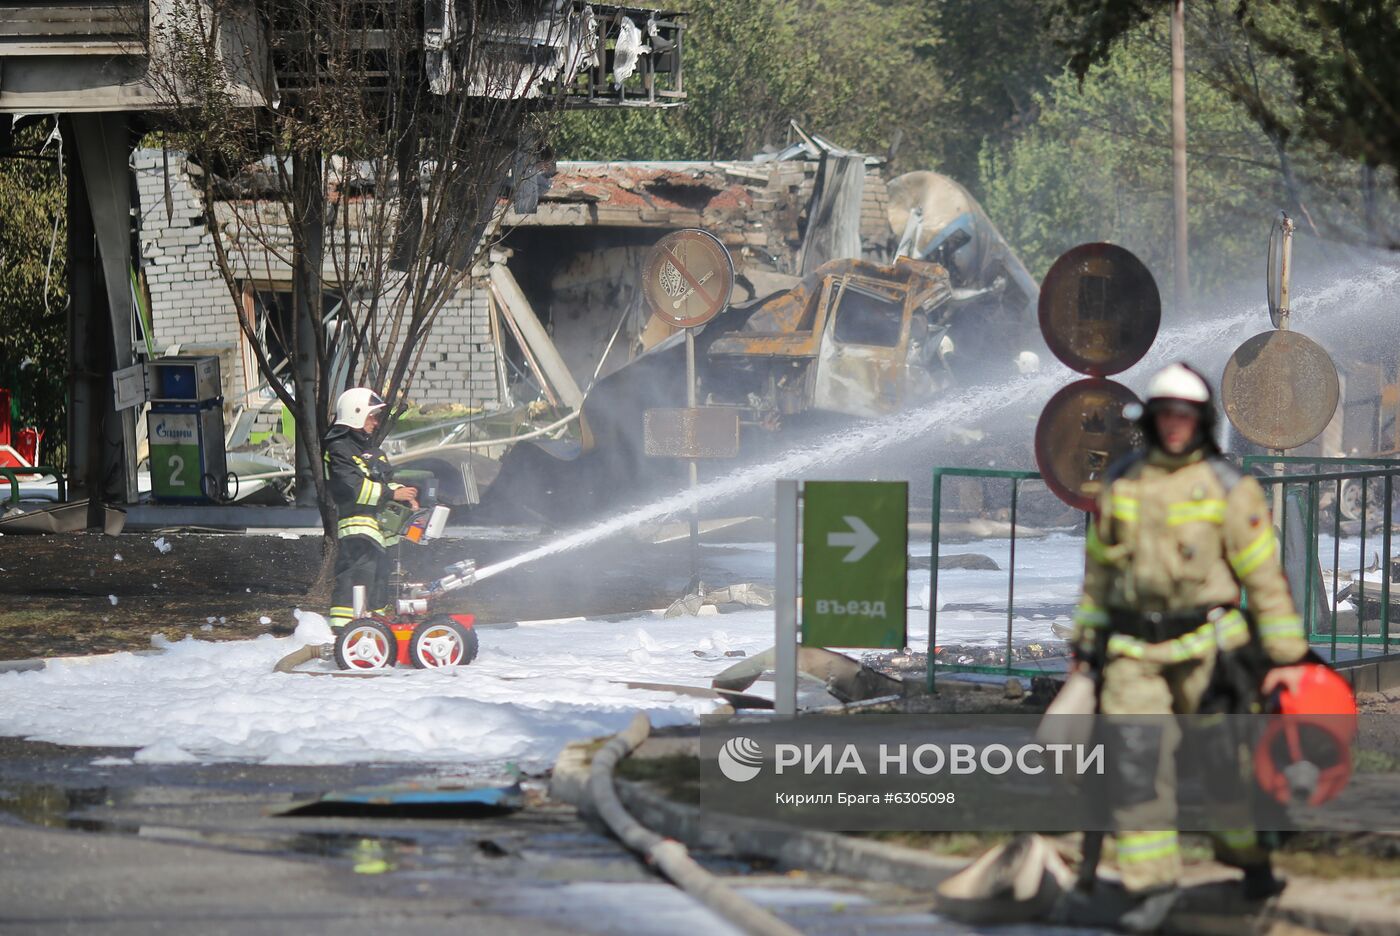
[801,481,908,649]
[642,229,735,329]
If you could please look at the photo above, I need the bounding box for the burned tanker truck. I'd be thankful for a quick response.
[477,165,1043,524]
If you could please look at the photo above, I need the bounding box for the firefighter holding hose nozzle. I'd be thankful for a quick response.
[1068,362,1314,932]
[324,388,418,631]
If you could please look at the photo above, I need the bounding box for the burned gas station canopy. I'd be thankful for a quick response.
[0,1,685,112]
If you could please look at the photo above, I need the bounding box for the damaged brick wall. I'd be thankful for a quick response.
[133,149,500,416]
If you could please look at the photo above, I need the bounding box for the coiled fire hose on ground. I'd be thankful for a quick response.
[587,713,802,936]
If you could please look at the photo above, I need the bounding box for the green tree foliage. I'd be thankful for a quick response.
[927,0,1069,184]
[979,3,1399,303]
[0,122,67,459]
[553,0,945,171]
[1050,0,1400,195]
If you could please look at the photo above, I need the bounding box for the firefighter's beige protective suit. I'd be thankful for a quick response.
[1071,446,1308,893]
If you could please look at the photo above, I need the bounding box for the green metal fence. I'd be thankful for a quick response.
[928,467,1076,689]
[927,456,1400,690]
[1242,455,1398,664]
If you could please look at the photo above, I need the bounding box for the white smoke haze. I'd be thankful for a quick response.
[473,258,1400,584]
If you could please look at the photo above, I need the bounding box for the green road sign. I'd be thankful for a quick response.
[801,481,908,648]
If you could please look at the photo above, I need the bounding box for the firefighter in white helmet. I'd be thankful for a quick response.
[323,388,418,629]
[1070,362,1309,932]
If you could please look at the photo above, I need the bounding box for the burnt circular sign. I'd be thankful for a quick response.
[1038,243,1161,376]
[642,229,736,329]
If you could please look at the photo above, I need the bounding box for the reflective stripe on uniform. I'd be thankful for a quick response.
[1117,831,1178,864]
[1167,499,1226,526]
[337,516,386,546]
[1074,602,1108,630]
[1230,528,1277,577]
[1107,611,1248,662]
[356,477,383,506]
[1086,524,1111,564]
[1215,828,1258,851]
[1257,613,1304,640]
[1111,495,1139,523]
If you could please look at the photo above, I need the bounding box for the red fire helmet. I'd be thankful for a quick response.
[1254,663,1359,806]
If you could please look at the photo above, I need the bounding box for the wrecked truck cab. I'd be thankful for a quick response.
[704,256,955,421]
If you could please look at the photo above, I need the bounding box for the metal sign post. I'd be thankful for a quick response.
[686,328,699,578]
[1265,210,1297,517]
[775,480,799,717]
[641,229,736,588]
[773,480,908,717]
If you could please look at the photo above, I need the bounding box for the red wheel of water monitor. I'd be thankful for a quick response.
[334,619,398,671]
[409,616,479,668]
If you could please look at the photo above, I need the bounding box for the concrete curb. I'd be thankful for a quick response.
[550,738,1400,936]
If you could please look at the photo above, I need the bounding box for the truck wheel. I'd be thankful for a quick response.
[409,616,478,668]
[334,620,398,671]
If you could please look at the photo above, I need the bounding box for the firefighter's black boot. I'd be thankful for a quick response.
[1241,863,1286,901]
[1117,885,1180,934]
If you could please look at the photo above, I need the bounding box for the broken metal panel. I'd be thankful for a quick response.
[0,0,271,113]
[799,152,865,275]
[488,262,585,411]
[0,2,148,57]
[436,1,684,107]
[642,407,740,458]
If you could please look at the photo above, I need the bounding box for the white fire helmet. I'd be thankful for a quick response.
[1145,362,1211,406]
[334,387,387,429]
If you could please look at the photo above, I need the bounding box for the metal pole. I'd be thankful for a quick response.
[1359,479,1368,662]
[1332,477,1342,664]
[1171,0,1190,314]
[928,470,942,693]
[1382,474,1392,656]
[1305,479,1317,636]
[775,480,799,717]
[1006,479,1019,676]
[1278,214,1294,330]
[686,329,700,588]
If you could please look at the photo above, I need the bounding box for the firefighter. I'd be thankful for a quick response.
[324,388,418,630]
[1070,362,1310,932]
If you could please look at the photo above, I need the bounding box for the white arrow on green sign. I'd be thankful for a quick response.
[802,481,907,649]
[828,515,879,563]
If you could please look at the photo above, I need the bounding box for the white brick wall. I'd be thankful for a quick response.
[134,149,500,412]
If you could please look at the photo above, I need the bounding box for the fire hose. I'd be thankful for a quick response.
[587,713,801,936]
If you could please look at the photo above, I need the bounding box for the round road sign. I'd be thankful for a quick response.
[1035,378,1145,511]
[642,229,735,329]
[1221,330,1339,450]
[1266,212,1293,329]
[1038,243,1161,376]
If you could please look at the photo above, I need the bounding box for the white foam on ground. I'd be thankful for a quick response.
[0,539,1086,768]
[0,610,780,770]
